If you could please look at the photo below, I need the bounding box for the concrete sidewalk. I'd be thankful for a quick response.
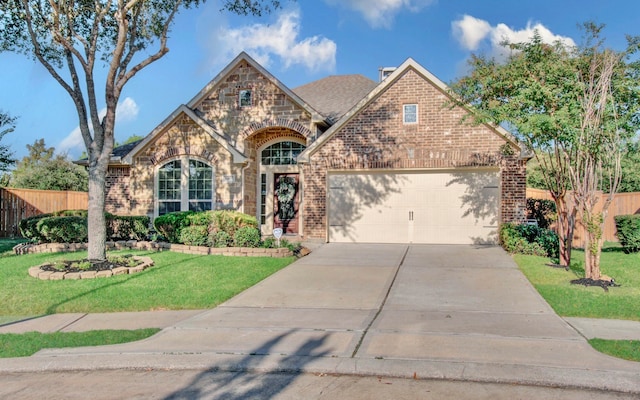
[1,244,639,394]
[3,311,639,341]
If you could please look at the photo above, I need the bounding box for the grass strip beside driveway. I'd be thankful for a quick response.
[0,329,160,358]
[514,246,640,321]
[589,339,640,362]
[0,249,294,315]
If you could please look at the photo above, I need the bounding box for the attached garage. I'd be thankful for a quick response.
[327,170,500,244]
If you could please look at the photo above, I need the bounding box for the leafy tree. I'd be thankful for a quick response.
[451,32,581,267]
[0,111,16,174]
[9,139,88,191]
[119,134,144,146]
[566,26,640,280]
[0,0,282,261]
[529,143,640,193]
[451,27,640,270]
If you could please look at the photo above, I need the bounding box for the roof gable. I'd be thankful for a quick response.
[122,104,247,164]
[187,52,325,123]
[298,58,523,162]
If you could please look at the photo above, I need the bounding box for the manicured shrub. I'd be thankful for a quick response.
[499,222,558,258]
[19,213,52,241]
[212,231,232,248]
[210,210,258,237]
[153,211,195,243]
[107,215,150,241]
[36,216,88,243]
[526,198,557,229]
[233,226,261,248]
[52,209,88,217]
[614,215,640,253]
[179,225,209,246]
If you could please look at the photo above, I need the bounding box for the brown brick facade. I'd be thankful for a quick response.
[302,68,527,239]
[105,55,527,243]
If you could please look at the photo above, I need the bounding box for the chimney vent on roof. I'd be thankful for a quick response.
[379,67,396,82]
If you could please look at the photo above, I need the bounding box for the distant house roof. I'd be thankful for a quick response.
[293,75,377,123]
[112,139,143,159]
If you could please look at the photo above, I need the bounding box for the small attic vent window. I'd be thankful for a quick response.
[239,89,252,107]
[403,104,418,124]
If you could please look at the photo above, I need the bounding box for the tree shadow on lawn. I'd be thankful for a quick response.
[44,252,202,315]
[164,330,330,400]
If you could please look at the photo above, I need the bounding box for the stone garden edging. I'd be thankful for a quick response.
[14,240,294,258]
[17,241,293,281]
[28,255,154,281]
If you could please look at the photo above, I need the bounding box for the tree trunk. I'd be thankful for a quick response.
[87,161,108,261]
[554,195,575,267]
[583,210,604,280]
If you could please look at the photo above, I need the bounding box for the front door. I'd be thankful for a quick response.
[274,173,299,234]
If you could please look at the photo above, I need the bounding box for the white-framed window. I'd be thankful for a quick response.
[403,104,418,124]
[239,89,252,107]
[157,157,214,215]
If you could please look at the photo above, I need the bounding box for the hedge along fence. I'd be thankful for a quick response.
[19,210,150,243]
[527,188,640,248]
[614,215,640,253]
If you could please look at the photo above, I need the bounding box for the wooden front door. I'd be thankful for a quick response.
[274,173,299,234]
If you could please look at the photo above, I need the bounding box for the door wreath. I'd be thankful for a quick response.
[276,177,297,220]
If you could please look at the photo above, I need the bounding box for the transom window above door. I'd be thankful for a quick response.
[261,141,306,165]
[157,158,214,215]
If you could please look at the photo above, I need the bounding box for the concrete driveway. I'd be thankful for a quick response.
[22,244,640,392]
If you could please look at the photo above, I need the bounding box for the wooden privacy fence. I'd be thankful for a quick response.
[0,188,89,237]
[526,188,640,248]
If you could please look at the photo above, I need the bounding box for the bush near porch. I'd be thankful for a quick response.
[154,210,286,250]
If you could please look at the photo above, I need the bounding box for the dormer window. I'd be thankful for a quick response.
[239,89,252,107]
[403,104,418,124]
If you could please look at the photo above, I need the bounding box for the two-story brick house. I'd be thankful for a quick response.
[102,52,527,244]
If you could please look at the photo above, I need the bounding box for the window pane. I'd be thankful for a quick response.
[260,141,307,165]
[158,160,181,201]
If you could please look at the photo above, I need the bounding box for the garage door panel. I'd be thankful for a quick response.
[329,171,499,244]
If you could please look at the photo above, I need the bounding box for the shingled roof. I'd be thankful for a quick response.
[293,75,377,123]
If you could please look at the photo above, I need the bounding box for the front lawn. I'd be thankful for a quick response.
[0,329,160,358]
[514,244,640,321]
[0,249,294,316]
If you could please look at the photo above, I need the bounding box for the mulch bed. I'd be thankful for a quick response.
[40,258,141,274]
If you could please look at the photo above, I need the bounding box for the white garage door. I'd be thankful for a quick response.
[328,170,500,244]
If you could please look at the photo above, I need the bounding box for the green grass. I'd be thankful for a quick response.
[0,238,27,255]
[0,248,294,316]
[514,244,640,321]
[0,329,160,358]
[589,339,640,362]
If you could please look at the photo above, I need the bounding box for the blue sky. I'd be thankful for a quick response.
[1,0,638,159]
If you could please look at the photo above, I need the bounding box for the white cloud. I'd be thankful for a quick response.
[452,15,492,51]
[452,15,576,60]
[57,97,139,156]
[325,0,435,29]
[203,9,336,73]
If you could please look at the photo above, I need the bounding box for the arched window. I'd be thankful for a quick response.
[261,141,306,165]
[157,159,213,215]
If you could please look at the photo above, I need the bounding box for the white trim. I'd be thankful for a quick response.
[154,155,216,218]
[256,138,307,235]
